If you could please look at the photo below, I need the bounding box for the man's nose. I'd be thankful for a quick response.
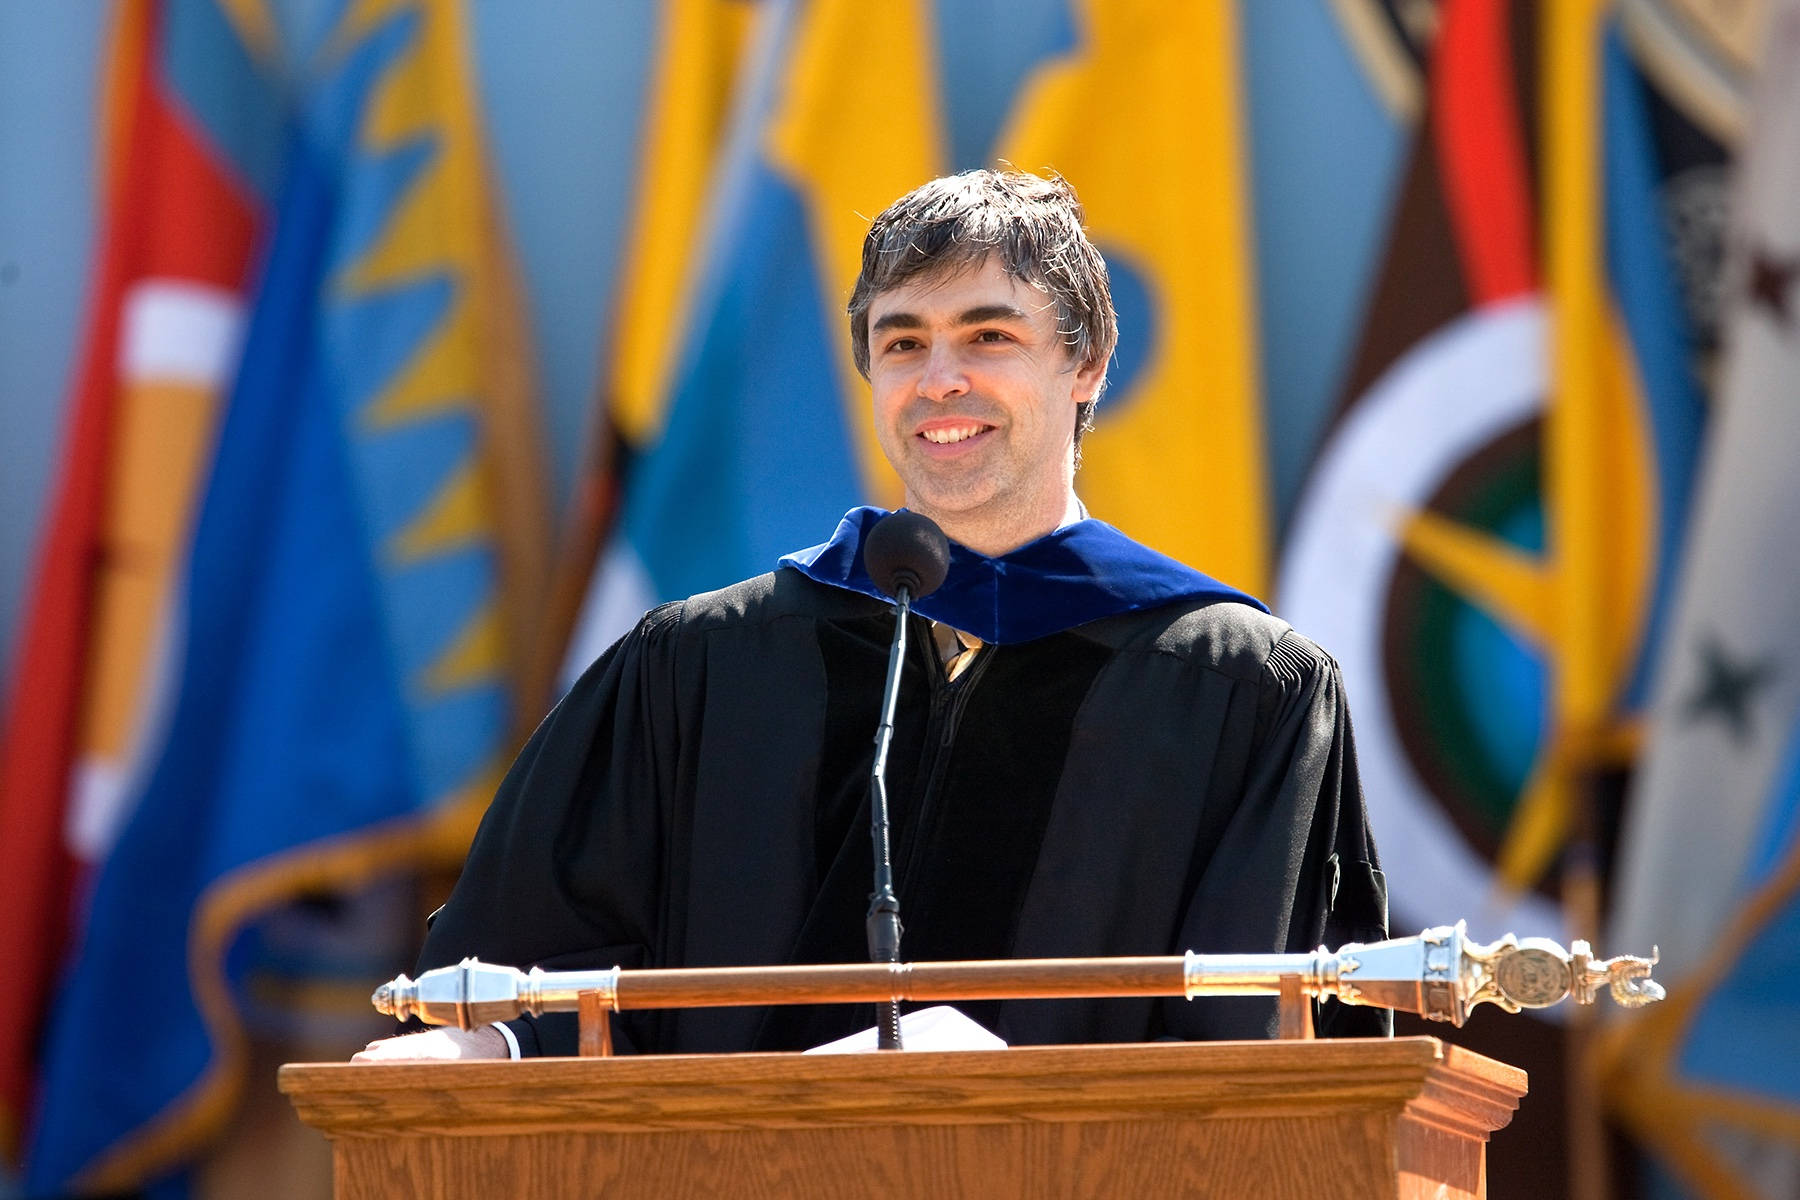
[918,344,968,402]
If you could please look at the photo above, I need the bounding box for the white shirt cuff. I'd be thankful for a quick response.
[491,1020,522,1060]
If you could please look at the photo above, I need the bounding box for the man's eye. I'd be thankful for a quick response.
[886,337,920,353]
[975,329,1009,343]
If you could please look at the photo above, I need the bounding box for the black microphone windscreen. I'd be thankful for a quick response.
[863,511,951,600]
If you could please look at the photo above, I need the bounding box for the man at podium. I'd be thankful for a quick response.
[357,170,1389,1062]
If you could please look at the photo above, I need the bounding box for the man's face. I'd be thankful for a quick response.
[865,257,1103,549]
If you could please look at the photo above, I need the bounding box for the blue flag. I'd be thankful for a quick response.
[563,0,946,672]
[25,2,537,1191]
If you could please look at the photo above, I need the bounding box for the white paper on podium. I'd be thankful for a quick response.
[802,1005,1009,1054]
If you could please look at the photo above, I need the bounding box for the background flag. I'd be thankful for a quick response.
[606,0,761,450]
[562,0,944,674]
[1276,0,1705,947]
[544,0,764,690]
[995,0,1269,594]
[20,0,547,1191]
[1275,6,1708,1190]
[0,0,273,1166]
[1279,0,1567,940]
[1605,2,1800,1193]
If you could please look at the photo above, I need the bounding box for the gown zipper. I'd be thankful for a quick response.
[896,621,994,894]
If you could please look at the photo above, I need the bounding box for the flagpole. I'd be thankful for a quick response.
[528,416,629,715]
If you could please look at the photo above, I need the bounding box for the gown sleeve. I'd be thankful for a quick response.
[1164,628,1392,1040]
[415,602,688,1056]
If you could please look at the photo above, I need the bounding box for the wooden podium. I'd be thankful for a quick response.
[280,1035,1525,1199]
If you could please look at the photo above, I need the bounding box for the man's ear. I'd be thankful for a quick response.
[1070,355,1105,406]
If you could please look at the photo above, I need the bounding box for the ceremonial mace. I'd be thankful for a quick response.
[373,922,1663,1055]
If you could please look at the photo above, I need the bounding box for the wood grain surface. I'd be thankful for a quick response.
[282,1037,1526,1199]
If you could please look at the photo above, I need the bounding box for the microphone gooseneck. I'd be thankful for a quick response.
[862,512,950,1050]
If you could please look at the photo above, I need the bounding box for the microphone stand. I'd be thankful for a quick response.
[866,581,914,1050]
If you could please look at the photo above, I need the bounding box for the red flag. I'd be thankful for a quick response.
[0,0,260,1158]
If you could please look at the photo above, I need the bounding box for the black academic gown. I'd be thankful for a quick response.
[417,567,1390,1055]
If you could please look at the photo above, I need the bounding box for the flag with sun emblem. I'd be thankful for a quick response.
[1604,2,1800,1191]
[1276,0,1706,942]
[21,1,546,1192]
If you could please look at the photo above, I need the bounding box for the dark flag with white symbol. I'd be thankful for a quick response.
[1605,2,1800,1193]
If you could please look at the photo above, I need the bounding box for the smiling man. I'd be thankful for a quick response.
[863,256,1101,553]
[357,170,1388,1063]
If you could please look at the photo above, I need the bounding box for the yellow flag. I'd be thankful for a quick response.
[996,0,1269,593]
[764,0,947,504]
[609,0,757,445]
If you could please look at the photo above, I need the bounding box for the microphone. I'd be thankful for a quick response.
[862,511,950,1050]
[864,510,951,601]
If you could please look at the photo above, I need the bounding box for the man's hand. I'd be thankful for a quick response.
[351,1025,509,1062]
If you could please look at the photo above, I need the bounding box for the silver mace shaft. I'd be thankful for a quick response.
[373,922,1663,1032]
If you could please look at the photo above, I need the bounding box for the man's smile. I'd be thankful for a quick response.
[916,418,997,447]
